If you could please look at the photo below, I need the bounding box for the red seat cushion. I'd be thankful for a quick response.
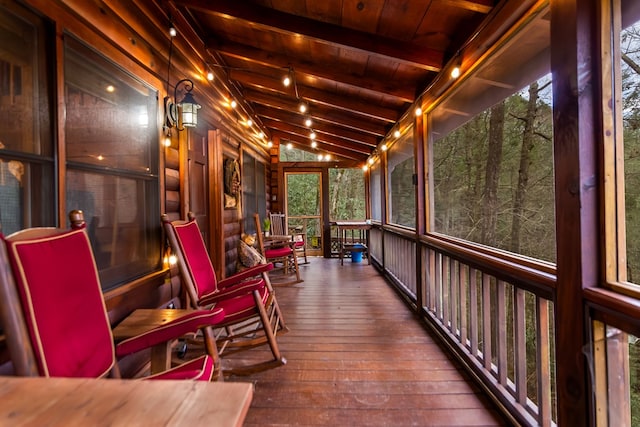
[265,246,292,258]
[3,229,115,378]
[214,286,269,324]
[172,221,219,298]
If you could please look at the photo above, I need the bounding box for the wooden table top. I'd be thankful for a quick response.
[0,376,253,426]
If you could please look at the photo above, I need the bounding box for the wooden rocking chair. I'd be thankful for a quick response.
[162,213,288,375]
[255,213,302,284]
[0,210,225,381]
[270,212,308,264]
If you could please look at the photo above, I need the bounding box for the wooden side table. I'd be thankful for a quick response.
[112,309,198,374]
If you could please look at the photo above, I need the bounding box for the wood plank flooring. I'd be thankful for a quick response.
[225,257,510,426]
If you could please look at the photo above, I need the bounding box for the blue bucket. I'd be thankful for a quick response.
[351,244,365,263]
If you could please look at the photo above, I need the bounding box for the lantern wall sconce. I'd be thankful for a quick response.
[164,78,201,131]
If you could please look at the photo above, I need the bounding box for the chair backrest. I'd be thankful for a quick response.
[0,211,116,378]
[162,214,218,305]
[269,213,287,236]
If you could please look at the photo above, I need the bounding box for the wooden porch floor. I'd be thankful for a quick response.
[225,257,511,426]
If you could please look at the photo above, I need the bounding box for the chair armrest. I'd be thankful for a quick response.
[115,308,225,358]
[217,263,274,289]
[199,278,265,306]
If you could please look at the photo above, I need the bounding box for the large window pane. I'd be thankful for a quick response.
[64,38,160,290]
[369,162,382,221]
[430,15,555,262]
[329,168,365,221]
[622,12,640,283]
[388,128,415,228]
[242,152,266,234]
[0,4,55,234]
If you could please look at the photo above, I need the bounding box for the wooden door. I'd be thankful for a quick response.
[188,129,209,250]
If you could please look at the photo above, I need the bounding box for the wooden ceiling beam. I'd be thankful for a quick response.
[207,40,417,102]
[271,130,363,162]
[264,119,373,156]
[255,106,379,147]
[244,90,388,137]
[444,0,494,14]
[176,0,444,71]
[227,69,403,122]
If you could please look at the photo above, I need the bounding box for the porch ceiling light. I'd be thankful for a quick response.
[165,78,201,130]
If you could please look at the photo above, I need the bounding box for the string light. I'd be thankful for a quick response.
[393,130,401,138]
[207,71,215,81]
[311,141,317,148]
[305,118,313,127]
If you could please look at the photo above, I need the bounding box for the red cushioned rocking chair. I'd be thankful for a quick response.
[0,210,225,381]
[162,213,288,376]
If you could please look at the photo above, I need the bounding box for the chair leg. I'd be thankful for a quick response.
[202,325,224,382]
[291,250,301,282]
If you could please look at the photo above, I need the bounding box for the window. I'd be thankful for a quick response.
[279,144,318,162]
[64,38,160,290]
[242,152,266,234]
[620,3,640,284]
[430,15,555,262]
[329,168,365,221]
[369,161,382,221]
[0,4,54,234]
[387,127,415,228]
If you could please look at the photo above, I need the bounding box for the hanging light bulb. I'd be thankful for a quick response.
[169,27,177,37]
[368,157,374,165]
[230,100,237,109]
[286,142,293,150]
[299,102,307,113]
[305,118,313,127]
[310,131,316,140]
[415,106,422,116]
[283,75,291,87]
[267,141,273,148]
[394,129,401,138]
[362,164,369,171]
[207,71,215,81]
[317,154,323,161]
[311,141,318,148]
[324,154,331,161]
[451,65,461,79]
[381,143,388,151]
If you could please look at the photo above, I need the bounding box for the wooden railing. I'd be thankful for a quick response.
[369,225,557,426]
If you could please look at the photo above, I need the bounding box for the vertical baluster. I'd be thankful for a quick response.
[514,288,526,404]
[460,264,468,347]
[536,297,552,427]
[435,252,442,319]
[497,279,507,385]
[482,273,492,371]
[470,267,479,358]
[450,259,457,334]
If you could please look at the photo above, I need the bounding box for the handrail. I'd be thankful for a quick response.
[371,227,557,426]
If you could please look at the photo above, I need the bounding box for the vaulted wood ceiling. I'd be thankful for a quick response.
[168,0,497,162]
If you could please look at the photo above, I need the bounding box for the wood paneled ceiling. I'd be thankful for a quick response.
[169,0,497,162]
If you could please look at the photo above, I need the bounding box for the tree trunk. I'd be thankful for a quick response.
[510,82,540,253]
[481,102,505,246]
